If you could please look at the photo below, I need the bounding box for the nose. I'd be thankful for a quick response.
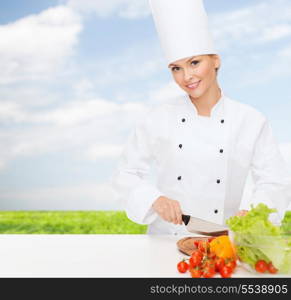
[183,67,195,82]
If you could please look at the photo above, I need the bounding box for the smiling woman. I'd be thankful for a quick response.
[111,0,291,235]
[168,54,220,116]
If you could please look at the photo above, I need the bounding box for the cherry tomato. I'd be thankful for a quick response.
[189,257,198,268]
[189,251,203,268]
[255,260,268,273]
[215,257,225,272]
[203,266,216,278]
[225,259,237,271]
[207,251,216,259]
[220,266,233,278]
[192,250,203,259]
[198,240,209,253]
[190,268,202,278]
[267,262,278,274]
[203,259,215,269]
[177,260,189,273]
[194,240,200,248]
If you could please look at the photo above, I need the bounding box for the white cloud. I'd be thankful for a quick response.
[278,43,291,58]
[0,102,27,123]
[148,80,185,105]
[67,0,150,19]
[212,0,291,87]
[35,99,119,126]
[211,0,291,51]
[0,182,121,210]
[0,97,146,126]
[261,24,291,42]
[0,97,148,170]
[0,5,82,84]
[73,78,94,96]
[91,42,166,88]
[0,84,62,107]
[235,46,291,87]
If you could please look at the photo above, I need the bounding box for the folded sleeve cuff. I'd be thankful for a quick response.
[126,182,162,225]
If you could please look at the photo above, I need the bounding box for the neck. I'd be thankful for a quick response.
[189,83,221,117]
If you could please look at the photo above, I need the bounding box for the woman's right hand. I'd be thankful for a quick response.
[152,196,183,225]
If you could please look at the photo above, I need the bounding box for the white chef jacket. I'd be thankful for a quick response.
[111,91,291,235]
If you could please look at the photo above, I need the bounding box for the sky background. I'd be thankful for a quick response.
[0,0,290,210]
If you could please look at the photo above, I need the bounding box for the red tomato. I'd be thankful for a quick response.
[207,252,216,259]
[189,251,203,268]
[225,259,237,271]
[220,266,233,278]
[194,240,200,248]
[215,257,225,272]
[267,262,278,274]
[203,259,215,269]
[198,240,209,253]
[255,260,268,273]
[177,261,189,273]
[189,257,197,268]
[190,268,202,278]
[192,250,203,259]
[203,266,216,278]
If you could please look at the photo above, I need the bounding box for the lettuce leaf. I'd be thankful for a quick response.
[281,211,291,234]
[226,203,291,273]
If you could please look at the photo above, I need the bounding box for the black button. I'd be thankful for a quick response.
[221,119,224,123]
[179,144,183,148]
[216,179,221,184]
[214,209,218,214]
[182,118,186,122]
[177,176,182,180]
[219,149,223,153]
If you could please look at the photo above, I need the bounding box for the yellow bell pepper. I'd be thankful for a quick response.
[209,235,236,259]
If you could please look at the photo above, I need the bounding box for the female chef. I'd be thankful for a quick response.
[111,0,291,235]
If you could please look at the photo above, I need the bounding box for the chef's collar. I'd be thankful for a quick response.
[183,89,225,118]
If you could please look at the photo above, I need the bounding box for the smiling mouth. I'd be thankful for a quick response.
[186,80,201,89]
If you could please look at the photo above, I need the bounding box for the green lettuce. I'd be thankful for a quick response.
[226,203,291,273]
[281,211,291,234]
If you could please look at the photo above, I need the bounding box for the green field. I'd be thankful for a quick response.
[0,211,147,234]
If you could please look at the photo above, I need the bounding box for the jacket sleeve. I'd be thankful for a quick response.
[247,119,291,217]
[110,111,162,225]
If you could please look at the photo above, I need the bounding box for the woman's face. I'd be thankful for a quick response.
[168,54,220,99]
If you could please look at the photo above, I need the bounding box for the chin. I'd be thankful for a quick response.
[188,89,204,99]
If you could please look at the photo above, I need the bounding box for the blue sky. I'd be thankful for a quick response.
[0,0,290,210]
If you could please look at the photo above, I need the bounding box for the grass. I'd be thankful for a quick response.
[0,211,148,234]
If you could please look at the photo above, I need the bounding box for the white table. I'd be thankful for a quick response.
[0,234,289,278]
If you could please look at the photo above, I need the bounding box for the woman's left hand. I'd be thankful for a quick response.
[236,210,248,216]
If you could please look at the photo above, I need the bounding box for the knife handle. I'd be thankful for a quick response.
[182,214,190,225]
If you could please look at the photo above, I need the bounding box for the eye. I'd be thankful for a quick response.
[191,60,200,66]
[171,66,180,72]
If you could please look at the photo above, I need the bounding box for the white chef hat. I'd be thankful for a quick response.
[149,0,217,64]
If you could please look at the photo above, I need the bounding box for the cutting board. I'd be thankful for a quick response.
[176,236,210,256]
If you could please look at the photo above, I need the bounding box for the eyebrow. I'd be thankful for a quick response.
[168,56,200,68]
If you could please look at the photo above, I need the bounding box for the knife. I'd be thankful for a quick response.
[182,214,228,236]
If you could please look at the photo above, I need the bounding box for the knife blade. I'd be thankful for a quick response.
[182,214,228,236]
